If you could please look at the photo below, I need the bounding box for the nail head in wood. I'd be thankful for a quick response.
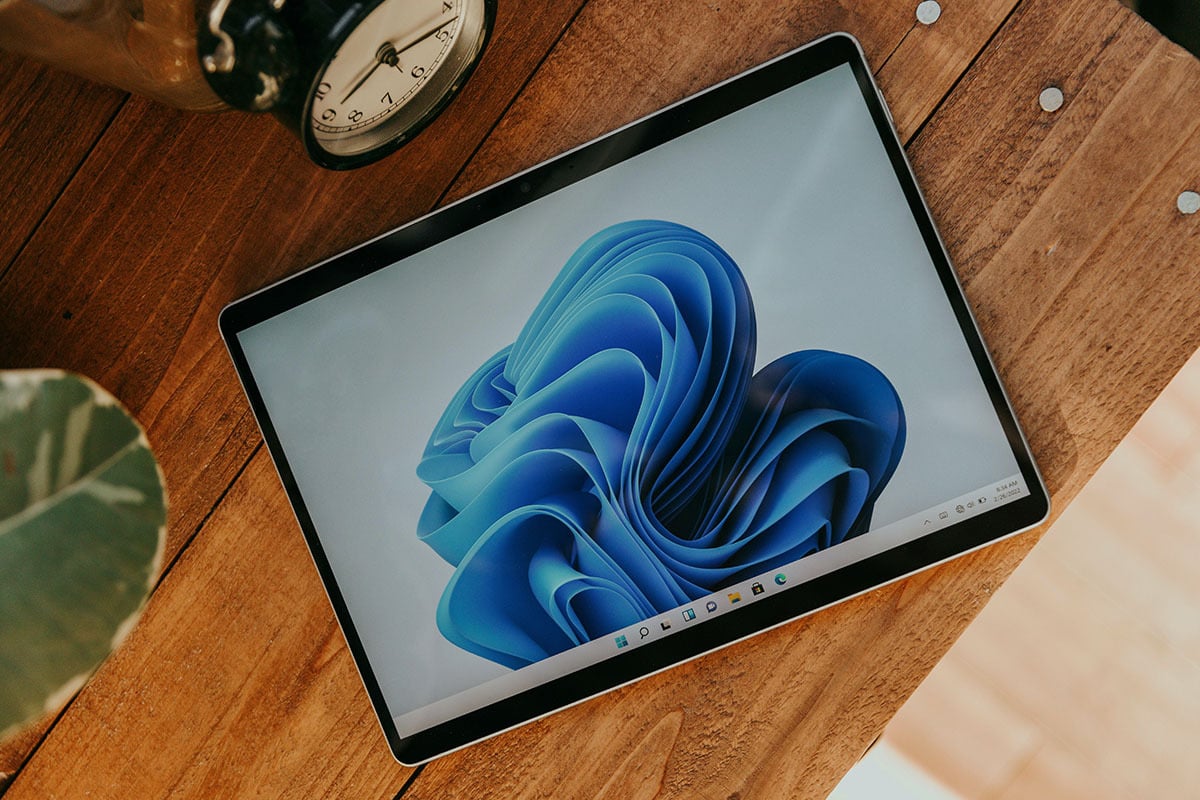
[916,1,942,24]
[1039,86,1064,112]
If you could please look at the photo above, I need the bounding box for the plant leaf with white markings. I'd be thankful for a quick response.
[0,370,166,737]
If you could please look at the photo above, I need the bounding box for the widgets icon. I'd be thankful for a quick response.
[774,573,787,586]
[705,600,718,613]
[615,635,628,649]
[751,582,765,595]
[682,608,696,621]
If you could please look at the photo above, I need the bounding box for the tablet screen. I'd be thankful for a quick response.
[222,33,1048,764]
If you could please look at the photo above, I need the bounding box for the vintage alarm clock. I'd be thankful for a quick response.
[199,0,496,169]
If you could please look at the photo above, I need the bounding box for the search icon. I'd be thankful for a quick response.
[639,626,650,639]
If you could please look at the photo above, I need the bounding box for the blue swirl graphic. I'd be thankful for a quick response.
[417,221,905,669]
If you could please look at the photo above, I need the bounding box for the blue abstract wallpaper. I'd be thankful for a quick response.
[416,221,905,669]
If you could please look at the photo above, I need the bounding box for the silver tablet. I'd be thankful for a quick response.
[221,32,1049,764]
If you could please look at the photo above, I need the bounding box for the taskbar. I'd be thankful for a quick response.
[391,472,1031,735]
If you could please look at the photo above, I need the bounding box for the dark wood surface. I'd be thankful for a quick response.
[1,0,1197,796]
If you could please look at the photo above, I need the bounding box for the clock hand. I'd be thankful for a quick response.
[392,13,459,58]
[342,42,399,104]
[340,15,459,105]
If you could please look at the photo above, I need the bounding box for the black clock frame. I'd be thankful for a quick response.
[197,0,497,170]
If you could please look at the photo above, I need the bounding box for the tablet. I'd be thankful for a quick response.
[220,32,1049,765]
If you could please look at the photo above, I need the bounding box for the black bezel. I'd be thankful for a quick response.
[220,32,1050,765]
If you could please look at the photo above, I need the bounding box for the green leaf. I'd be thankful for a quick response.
[0,370,166,737]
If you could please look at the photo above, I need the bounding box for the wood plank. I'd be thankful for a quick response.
[889,6,1200,796]
[0,0,995,789]
[3,452,415,797]
[6,0,1199,796]
[874,0,1018,141]
[0,50,128,790]
[909,2,1200,505]
[0,0,586,788]
[447,0,1022,202]
[447,0,912,199]
[0,52,125,274]
[403,0,1200,797]
[0,0,588,569]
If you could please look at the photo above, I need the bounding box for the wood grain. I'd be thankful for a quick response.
[874,0,1019,141]
[407,547,1034,800]
[448,0,1025,201]
[0,0,585,786]
[0,52,128,787]
[1,0,1197,796]
[3,452,413,798]
[448,0,915,199]
[0,0,587,572]
[0,52,125,275]
[911,0,1200,501]
[403,0,1200,797]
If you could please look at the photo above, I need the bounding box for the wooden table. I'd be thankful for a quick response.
[2,0,1198,796]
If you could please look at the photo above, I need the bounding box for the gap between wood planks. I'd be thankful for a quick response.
[901,0,1025,146]
[0,0,594,794]
[0,95,128,287]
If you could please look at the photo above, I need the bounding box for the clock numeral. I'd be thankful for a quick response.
[411,65,427,78]
[321,108,336,122]
[442,1,452,11]
[435,27,451,42]
[315,82,331,101]
[348,109,364,123]
[381,91,393,105]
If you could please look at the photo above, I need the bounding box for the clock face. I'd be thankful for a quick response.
[307,0,491,166]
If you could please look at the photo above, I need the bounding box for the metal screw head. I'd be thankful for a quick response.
[1039,86,1065,112]
[916,0,942,24]
[1178,191,1200,215]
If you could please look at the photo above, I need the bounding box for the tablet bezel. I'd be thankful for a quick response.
[220,31,1049,765]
